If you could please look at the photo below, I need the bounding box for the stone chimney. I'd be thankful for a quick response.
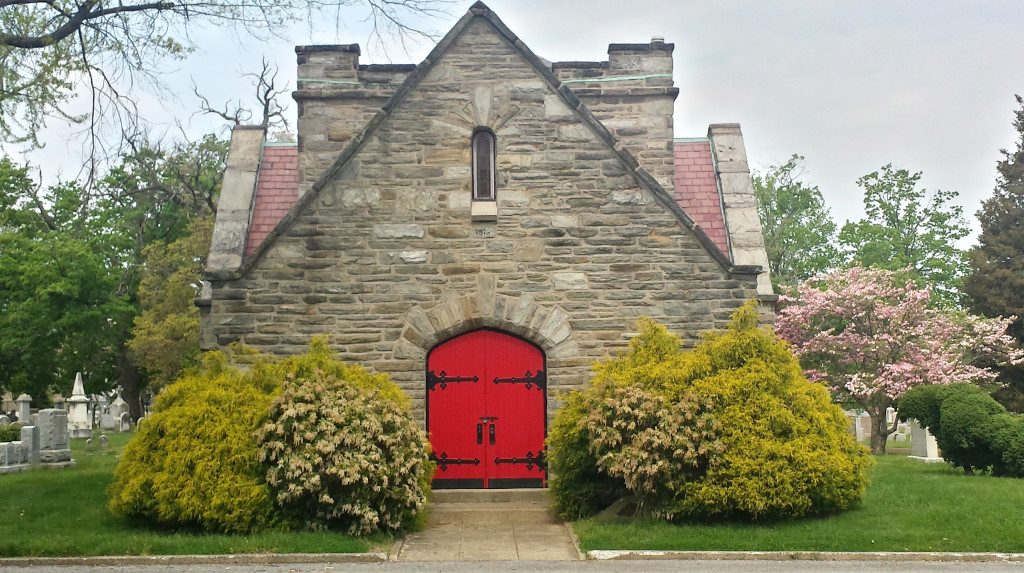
[552,38,678,192]
[293,45,414,193]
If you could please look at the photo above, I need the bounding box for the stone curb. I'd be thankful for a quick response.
[0,552,387,568]
[588,550,1024,562]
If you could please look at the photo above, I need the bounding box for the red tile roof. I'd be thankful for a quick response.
[673,141,728,256]
[245,145,299,256]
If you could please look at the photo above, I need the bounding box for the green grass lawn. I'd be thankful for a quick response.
[5,437,1023,557]
[0,433,374,557]
[574,455,1024,553]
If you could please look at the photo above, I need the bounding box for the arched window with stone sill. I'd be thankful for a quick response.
[471,129,497,221]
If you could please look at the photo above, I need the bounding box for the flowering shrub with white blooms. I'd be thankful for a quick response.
[256,344,431,535]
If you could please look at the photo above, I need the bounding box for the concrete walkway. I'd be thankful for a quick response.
[393,489,581,561]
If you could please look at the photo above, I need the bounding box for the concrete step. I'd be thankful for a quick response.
[431,488,550,504]
[428,505,559,525]
[428,489,558,525]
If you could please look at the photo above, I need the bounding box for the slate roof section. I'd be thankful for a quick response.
[673,140,729,256]
[245,144,299,257]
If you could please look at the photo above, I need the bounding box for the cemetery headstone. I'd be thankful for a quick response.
[857,412,871,442]
[15,394,31,423]
[67,373,92,439]
[37,409,71,464]
[0,414,9,428]
[100,410,116,431]
[98,435,108,450]
[909,420,943,462]
[21,425,39,464]
[9,441,25,464]
[119,412,131,433]
[110,395,128,419]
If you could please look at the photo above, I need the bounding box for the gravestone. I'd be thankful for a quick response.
[119,412,131,433]
[15,394,31,423]
[109,396,128,419]
[37,409,71,464]
[909,420,943,462]
[85,438,93,451]
[67,372,92,439]
[21,425,39,464]
[7,441,26,464]
[0,415,9,427]
[100,409,116,431]
[857,412,871,441]
[98,435,108,450]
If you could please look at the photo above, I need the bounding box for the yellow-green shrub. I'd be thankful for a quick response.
[550,301,872,521]
[107,351,281,533]
[256,340,431,535]
[668,303,872,519]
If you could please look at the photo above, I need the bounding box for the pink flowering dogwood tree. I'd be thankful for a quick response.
[776,266,1023,454]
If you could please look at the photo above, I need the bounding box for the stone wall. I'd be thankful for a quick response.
[204,16,763,423]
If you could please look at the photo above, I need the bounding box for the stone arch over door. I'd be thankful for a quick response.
[392,278,579,361]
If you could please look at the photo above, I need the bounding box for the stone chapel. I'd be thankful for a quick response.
[201,2,774,488]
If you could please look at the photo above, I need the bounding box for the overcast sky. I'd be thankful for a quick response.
[19,0,1024,242]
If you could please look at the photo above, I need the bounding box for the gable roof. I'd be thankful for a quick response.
[210,1,761,281]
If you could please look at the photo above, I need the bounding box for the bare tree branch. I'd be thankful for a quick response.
[25,169,57,231]
[194,58,290,132]
[0,0,452,153]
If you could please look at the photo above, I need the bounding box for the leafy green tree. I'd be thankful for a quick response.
[838,164,970,306]
[0,134,227,414]
[0,0,439,146]
[0,165,134,401]
[753,154,839,292]
[964,95,1024,411]
[97,134,228,418]
[128,217,214,389]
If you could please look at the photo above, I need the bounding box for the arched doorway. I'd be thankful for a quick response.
[426,329,546,489]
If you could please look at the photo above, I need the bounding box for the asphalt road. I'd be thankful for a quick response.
[2,561,1023,573]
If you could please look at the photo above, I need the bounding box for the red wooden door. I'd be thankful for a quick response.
[426,330,546,489]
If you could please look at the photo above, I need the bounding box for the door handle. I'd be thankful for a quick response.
[489,423,496,445]
[477,423,483,445]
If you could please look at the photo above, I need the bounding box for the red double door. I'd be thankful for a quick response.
[426,329,547,489]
